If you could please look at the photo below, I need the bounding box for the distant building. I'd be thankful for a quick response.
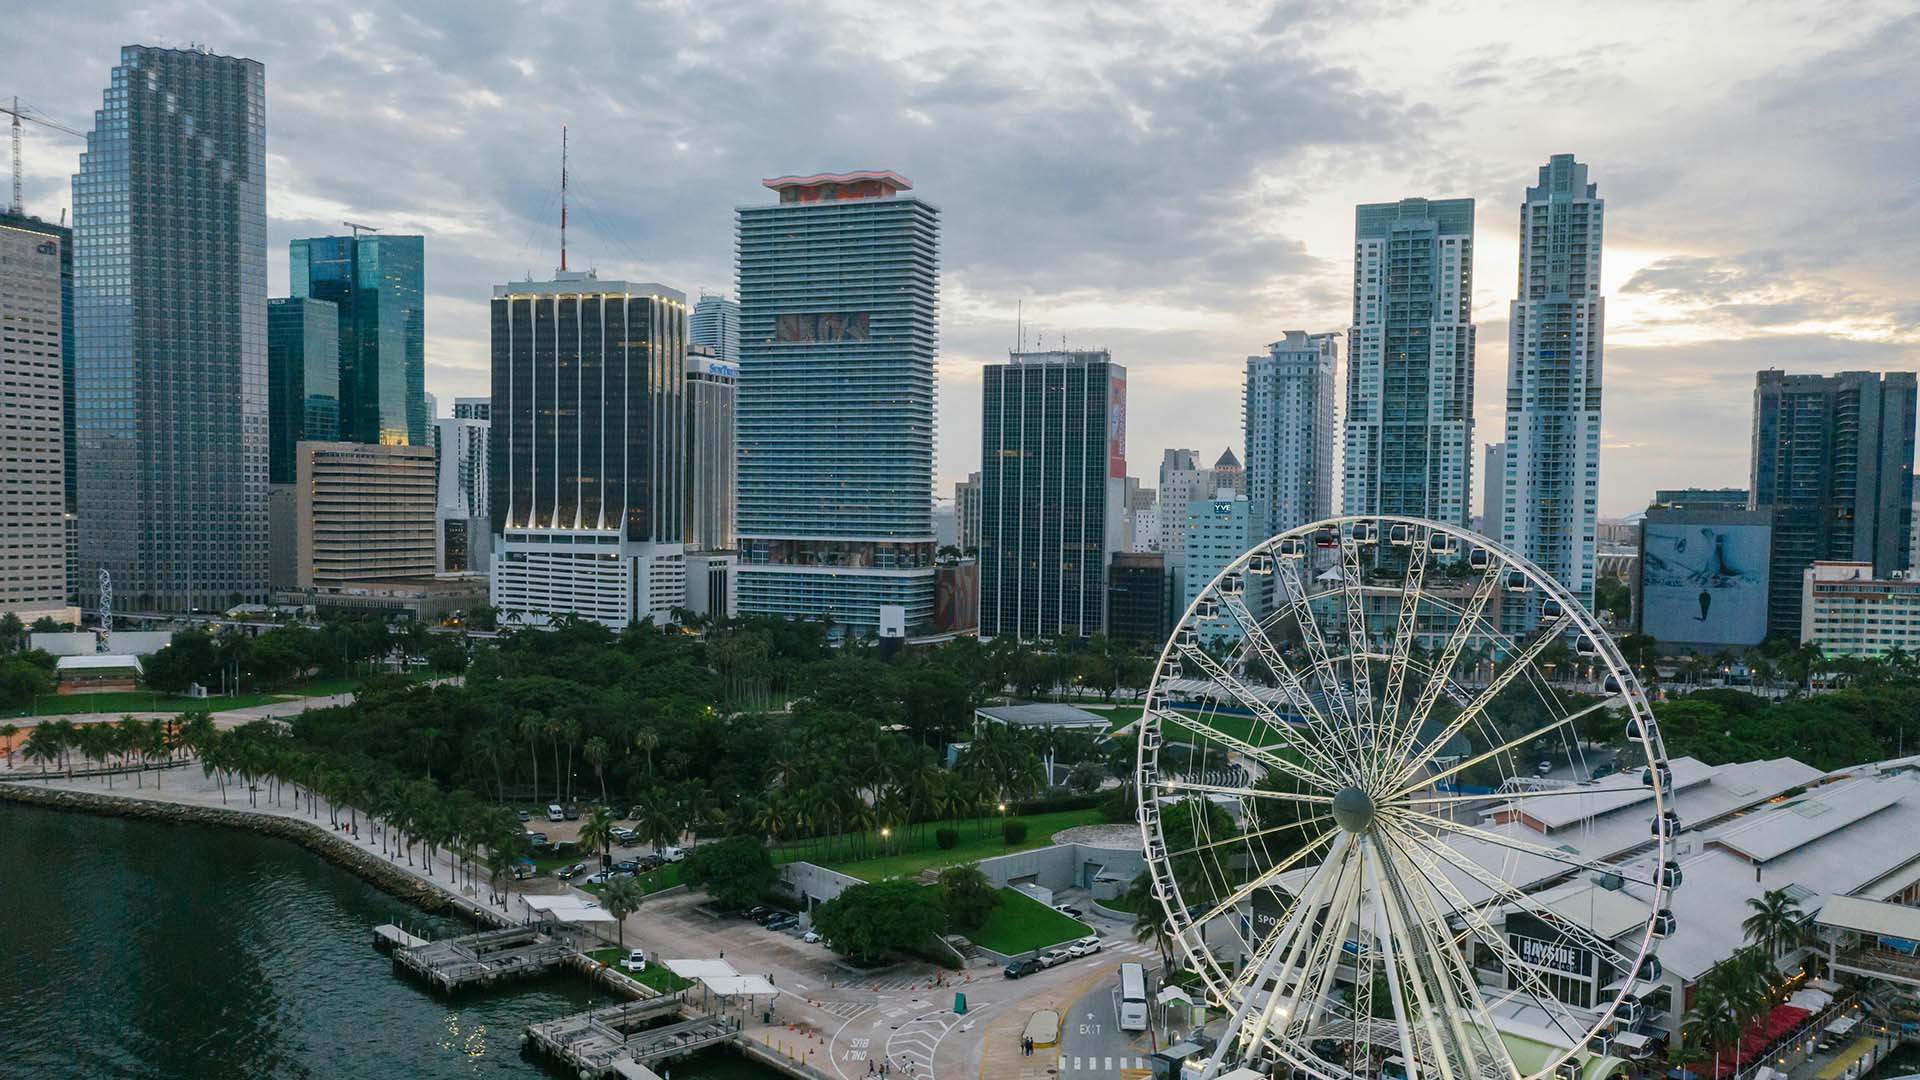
[1480,442,1505,536]
[955,473,982,553]
[1636,505,1772,651]
[1124,483,1158,554]
[1801,562,1920,658]
[488,271,688,630]
[0,215,72,621]
[291,232,427,446]
[1245,331,1338,537]
[1655,488,1748,508]
[1345,196,1476,527]
[685,551,737,622]
[1106,552,1167,649]
[1182,492,1255,640]
[290,442,437,591]
[684,345,737,552]
[452,397,490,422]
[978,349,1127,641]
[432,415,489,574]
[2,210,74,605]
[734,170,938,634]
[267,297,341,485]
[75,46,269,614]
[1502,155,1605,614]
[690,292,741,365]
[1752,369,1916,640]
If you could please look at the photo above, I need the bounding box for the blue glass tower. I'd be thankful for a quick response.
[734,171,938,634]
[291,232,425,446]
[267,297,340,484]
[73,45,268,612]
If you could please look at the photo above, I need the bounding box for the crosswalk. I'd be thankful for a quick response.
[1060,1054,1151,1075]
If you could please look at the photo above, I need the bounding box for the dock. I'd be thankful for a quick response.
[393,925,573,993]
[373,924,430,953]
[525,995,740,1079]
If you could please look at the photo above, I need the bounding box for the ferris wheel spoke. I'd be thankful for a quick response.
[1275,557,1361,735]
[1340,539,1378,739]
[1365,840,1462,1080]
[1387,697,1620,801]
[1161,650,1346,785]
[1397,817,1654,970]
[1187,826,1339,938]
[1378,848,1501,1080]
[1246,838,1364,1063]
[1376,536,1430,783]
[1169,812,1333,863]
[1400,784,1637,809]
[1283,842,1369,1044]
[1160,777,1328,803]
[1219,594,1358,772]
[1383,828,1593,1052]
[1388,613,1575,792]
[1378,564,1502,784]
[1389,807,1659,893]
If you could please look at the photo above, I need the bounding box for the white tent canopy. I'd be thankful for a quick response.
[520,895,617,924]
[666,958,781,998]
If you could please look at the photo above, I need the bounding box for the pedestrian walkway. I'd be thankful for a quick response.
[1060,1054,1151,1075]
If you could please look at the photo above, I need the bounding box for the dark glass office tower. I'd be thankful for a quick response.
[291,233,425,446]
[267,297,340,484]
[73,45,268,613]
[1751,369,1916,639]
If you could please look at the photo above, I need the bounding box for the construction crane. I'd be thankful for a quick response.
[342,220,380,238]
[3,96,85,216]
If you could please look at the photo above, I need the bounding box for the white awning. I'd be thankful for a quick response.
[704,974,780,997]
[520,895,616,924]
[1613,1031,1653,1051]
[1157,986,1194,1006]
[667,958,739,979]
[1826,1015,1860,1036]
[1818,895,1920,940]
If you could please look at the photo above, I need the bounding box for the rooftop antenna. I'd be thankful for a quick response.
[559,124,569,272]
[342,220,380,238]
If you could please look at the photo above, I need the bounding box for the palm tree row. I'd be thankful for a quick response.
[1677,888,1811,1075]
[17,716,183,784]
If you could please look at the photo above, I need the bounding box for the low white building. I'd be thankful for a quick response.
[1801,561,1920,658]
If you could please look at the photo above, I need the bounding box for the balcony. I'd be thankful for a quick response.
[1831,946,1920,988]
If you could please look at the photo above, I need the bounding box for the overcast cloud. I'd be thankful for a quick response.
[8,0,1917,516]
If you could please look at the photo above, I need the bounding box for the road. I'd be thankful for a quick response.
[1053,961,1157,1080]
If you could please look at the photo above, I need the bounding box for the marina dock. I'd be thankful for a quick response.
[372,924,430,953]
[392,925,573,993]
[525,995,740,1079]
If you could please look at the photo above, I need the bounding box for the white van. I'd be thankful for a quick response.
[546,804,566,822]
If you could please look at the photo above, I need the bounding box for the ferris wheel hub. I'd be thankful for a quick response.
[1331,786,1376,833]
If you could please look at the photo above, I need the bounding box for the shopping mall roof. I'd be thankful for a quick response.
[975,703,1111,730]
[1816,894,1920,940]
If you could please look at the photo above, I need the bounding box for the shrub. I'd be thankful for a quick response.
[1098,786,1135,824]
[1002,820,1029,846]
[935,827,959,850]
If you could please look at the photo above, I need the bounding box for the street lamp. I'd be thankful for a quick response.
[880,826,891,853]
[997,803,1008,846]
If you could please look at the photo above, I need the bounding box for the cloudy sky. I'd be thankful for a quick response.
[10,1,1917,517]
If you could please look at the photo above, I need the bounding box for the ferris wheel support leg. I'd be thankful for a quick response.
[1373,836,1488,1080]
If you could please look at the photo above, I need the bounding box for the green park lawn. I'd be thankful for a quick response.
[777,808,1104,883]
[586,948,693,993]
[968,887,1093,956]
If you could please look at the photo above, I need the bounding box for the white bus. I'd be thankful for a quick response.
[1118,962,1149,1032]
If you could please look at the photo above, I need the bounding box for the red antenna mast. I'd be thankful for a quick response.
[559,124,568,272]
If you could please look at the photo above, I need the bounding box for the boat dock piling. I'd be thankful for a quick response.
[392,925,572,993]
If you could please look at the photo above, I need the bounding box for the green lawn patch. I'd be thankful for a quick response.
[586,948,692,993]
[1088,704,1145,730]
[969,888,1092,956]
[776,808,1103,882]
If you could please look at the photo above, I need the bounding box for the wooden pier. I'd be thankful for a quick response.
[392,925,573,994]
[524,995,740,1079]
[372,924,430,953]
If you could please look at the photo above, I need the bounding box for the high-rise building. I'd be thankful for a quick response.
[452,396,490,422]
[488,270,688,629]
[1801,561,1920,659]
[1182,490,1255,640]
[1751,369,1917,639]
[1501,155,1605,614]
[1654,487,1749,508]
[291,442,437,590]
[1106,551,1167,650]
[2,210,74,605]
[267,297,341,485]
[74,45,268,613]
[1480,442,1506,535]
[1245,331,1338,538]
[685,344,737,552]
[955,472,982,553]
[290,232,426,446]
[0,216,71,620]
[1345,196,1476,526]
[690,291,741,365]
[978,349,1127,641]
[432,415,489,573]
[1156,449,1204,555]
[734,170,939,635]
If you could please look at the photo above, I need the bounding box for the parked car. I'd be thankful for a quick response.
[1053,903,1083,918]
[1039,948,1071,968]
[1591,760,1618,780]
[765,914,799,931]
[1067,936,1102,958]
[510,858,537,880]
[802,929,823,944]
[546,804,566,822]
[659,846,686,863]
[1535,760,1554,777]
[757,909,794,927]
[515,809,531,822]
[620,948,647,972]
[610,826,637,845]
[563,805,581,821]
[742,905,772,922]
[525,832,550,847]
[1004,957,1042,979]
[636,853,664,871]
[556,862,588,881]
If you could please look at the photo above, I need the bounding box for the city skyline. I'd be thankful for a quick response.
[6,5,1916,522]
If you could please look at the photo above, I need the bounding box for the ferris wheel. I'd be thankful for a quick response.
[1135,516,1679,1080]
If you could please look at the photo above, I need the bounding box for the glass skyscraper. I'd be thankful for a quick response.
[734,171,939,635]
[978,350,1127,641]
[1344,197,1476,527]
[291,233,426,446]
[690,292,741,365]
[266,297,340,485]
[1245,331,1338,538]
[74,45,268,613]
[1503,155,1604,616]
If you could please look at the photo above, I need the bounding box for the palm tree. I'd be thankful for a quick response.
[1743,888,1807,962]
[580,804,618,870]
[519,712,543,806]
[633,791,678,856]
[602,876,645,949]
[584,736,610,807]
[0,723,18,769]
[1685,984,1744,1079]
[634,728,659,778]
[1124,871,1175,973]
[22,723,61,780]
